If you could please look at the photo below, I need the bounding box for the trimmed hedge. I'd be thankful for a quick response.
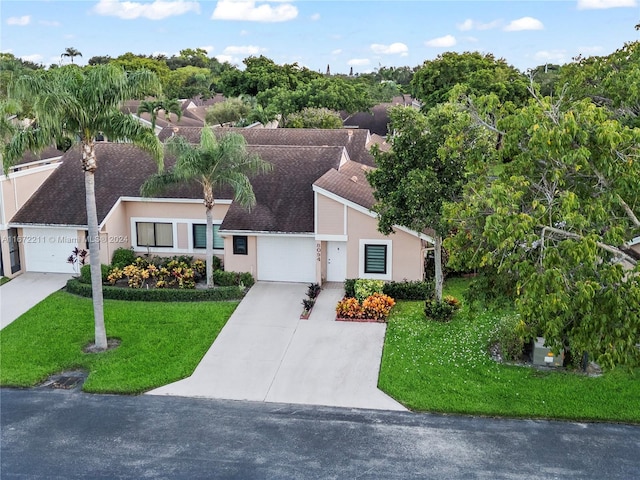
[66,278,245,302]
[212,270,255,288]
[344,278,434,301]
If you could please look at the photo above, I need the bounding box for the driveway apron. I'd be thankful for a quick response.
[148,282,406,411]
[0,273,71,330]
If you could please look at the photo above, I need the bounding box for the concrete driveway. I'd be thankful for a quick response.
[0,272,72,330]
[148,282,406,411]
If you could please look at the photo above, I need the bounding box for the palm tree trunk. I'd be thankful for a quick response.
[205,205,214,288]
[83,143,107,350]
[434,234,443,302]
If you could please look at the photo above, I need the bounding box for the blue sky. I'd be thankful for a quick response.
[1,0,638,74]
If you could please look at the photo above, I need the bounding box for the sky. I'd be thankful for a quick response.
[1,0,639,74]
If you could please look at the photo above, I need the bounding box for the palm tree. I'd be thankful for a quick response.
[141,127,272,288]
[61,47,82,64]
[137,98,183,130]
[5,64,163,350]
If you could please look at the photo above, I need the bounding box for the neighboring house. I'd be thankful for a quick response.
[0,147,64,278]
[7,129,432,284]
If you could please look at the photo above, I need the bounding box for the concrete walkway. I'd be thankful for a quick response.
[0,272,72,329]
[148,282,406,411]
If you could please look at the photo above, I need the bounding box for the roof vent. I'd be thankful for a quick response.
[350,175,358,183]
[360,164,369,171]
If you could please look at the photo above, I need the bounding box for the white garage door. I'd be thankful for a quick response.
[22,227,79,273]
[257,236,316,283]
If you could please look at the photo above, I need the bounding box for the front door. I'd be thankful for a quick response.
[326,241,347,282]
[8,228,21,274]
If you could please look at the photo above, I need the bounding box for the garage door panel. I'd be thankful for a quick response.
[22,227,79,273]
[257,237,315,283]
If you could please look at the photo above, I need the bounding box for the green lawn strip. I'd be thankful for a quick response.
[0,291,238,394]
[0,276,10,286]
[379,278,640,423]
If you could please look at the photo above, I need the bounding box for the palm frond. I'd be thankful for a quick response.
[101,112,164,170]
[140,170,181,197]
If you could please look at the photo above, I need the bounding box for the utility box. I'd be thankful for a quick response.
[532,337,564,367]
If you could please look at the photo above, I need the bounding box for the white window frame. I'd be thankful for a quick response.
[189,221,225,252]
[131,218,179,254]
[359,239,392,281]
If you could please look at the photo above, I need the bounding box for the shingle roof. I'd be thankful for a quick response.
[159,127,375,166]
[221,146,344,233]
[14,146,65,167]
[313,160,377,210]
[11,143,344,235]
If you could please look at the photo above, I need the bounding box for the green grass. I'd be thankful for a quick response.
[0,291,238,394]
[0,276,10,286]
[379,277,640,423]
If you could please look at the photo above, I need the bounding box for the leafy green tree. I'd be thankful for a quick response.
[112,52,171,85]
[137,98,182,129]
[61,47,82,64]
[528,64,561,97]
[411,51,529,111]
[205,97,251,126]
[559,41,640,127]
[165,66,213,99]
[367,104,493,300]
[141,128,272,287]
[446,94,640,367]
[5,64,163,350]
[287,107,343,129]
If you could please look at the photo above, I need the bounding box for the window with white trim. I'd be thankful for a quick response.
[136,222,173,248]
[359,239,392,280]
[193,224,224,250]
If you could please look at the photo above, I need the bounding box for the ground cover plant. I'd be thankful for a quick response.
[378,277,640,423]
[0,291,238,394]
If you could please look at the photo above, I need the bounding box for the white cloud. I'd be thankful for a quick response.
[199,45,214,53]
[21,54,43,63]
[504,17,544,31]
[7,15,31,26]
[370,42,409,55]
[348,58,370,66]
[212,1,298,22]
[577,0,636,9]
[222,45,265,55]
[310,13,320,21]
[39,20,61,27]
[457,18,501,31]
[240,29,249,35]
[215,54,235,64]
[93,0,200,20]
[534,50,568,62]
[331,49,342,55]
[425,35,456,48]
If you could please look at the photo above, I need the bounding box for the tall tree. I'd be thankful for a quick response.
[205,97,250,126]
[367,104,493,300]
[141,127,272,287]
[446,94,640,367]
[137,98,182,129]
[5,64,163,350]
[61,47,82,64]
[411,51,528,111]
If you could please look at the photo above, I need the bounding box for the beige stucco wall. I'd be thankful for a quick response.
[1,165,59,222]
[346,208,424,282]
[223,235,257,275]
[316,194,345,236]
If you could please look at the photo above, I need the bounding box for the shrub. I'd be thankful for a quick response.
[111,247,136,269]
[491,314,532,361]
[383,280,434,300]
[66,278,245,302]
[424,295,462,322]
[212,270,255,287]
[336,297,362,319]
[354,279,384,302]
[344,279,357,298]
[79,264,111,284]
[307,283,321,299]
[361,293,396,322]
[302,298,315,312]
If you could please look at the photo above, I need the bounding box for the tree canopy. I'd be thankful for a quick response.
[411,51,529,111]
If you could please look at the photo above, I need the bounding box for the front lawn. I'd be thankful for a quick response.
[0,291,238,394]
[379,277,640,423]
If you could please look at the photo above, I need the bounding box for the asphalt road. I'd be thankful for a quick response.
[2,389,639,479]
